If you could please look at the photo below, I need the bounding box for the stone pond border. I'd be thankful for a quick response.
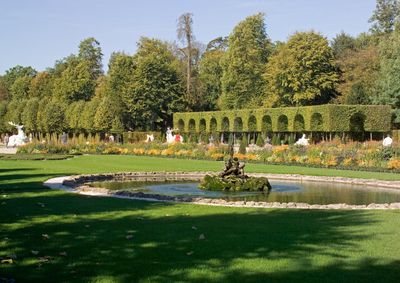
[43,172,400,210]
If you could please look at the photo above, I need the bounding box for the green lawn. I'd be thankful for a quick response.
[1,155,400,282]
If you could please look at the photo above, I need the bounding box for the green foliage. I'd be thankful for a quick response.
[369,0,400,34]
[5,99,26,124]
[199,174,271,191]
[22,97,39,132]
[53,59,95,101]
[107,52,136,127]
[335,45,379,105]
[2,65,37,90]
[220,13,272,109]
[128,38,185,130]
[372,30,400,122]
[256,133,264,147]
[29,71,53,98]
[331,31,356,58]
[78,37,103,79]
[264,31,339,107]
[122,131,162,143]
[239,135,247,154]
[65,101,85,133]
[94,95,124,133]
[174,104,391,133]
[42,100,66,133]
[198,49,224,110]
[80,98,100,133]
[10,76,32,101]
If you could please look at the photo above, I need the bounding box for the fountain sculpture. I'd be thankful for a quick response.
[199,144,271,192]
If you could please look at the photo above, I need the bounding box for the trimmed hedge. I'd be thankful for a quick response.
[173,105,391,134]
[122,131,162,143]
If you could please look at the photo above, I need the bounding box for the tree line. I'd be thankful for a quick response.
[1,0,400,135]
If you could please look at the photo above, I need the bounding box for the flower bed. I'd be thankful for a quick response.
[17,140,400,172]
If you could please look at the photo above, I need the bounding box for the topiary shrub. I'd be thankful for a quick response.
[239,135,248,154]
[256,133,264,147]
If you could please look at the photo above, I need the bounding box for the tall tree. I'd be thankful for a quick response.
[22,97,40,132]
[94,94,124,133]
[198,49,224,110]
[129,37,184,130]
[335,45,380,104]
[264,31,339,106]
[78,37,103,79]
[81,98,100,133]
[42,100,65,133]
[177,13,195,103]
[372,30,400,122]
[220,13,272,109]
[369,0,400,34]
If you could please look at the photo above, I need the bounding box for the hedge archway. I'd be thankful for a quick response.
[349,113,366,141]
[188,119,196,133]
[248,115,257,132]
[199,119,206,133]
[178,119,185,132]
[234,117,243,132]
[278,115,288,132]
[311,113,323,131]
[221,117,230,132]
[294,114,305,132]
[262,115,272,132]
[210,117,217,133]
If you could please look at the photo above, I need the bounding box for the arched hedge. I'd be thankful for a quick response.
[173,105,391,134]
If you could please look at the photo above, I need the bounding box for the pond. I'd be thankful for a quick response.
[90,180,400,205]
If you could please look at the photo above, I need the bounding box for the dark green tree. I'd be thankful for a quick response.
[220,13,272,109]
[198,49,224,110]
[22,97,39,132]
[331,31,356,58]
[81,98,100,133]
[128,38,185,130]
[43,100,65,133]
[29,72,53,98]
[372,30,400,122]
[94,95,124,133]
[53,59,95,101]
[264,31,339,106]
[10,76,32,101]
[78,37,103,79]
[2,65,36,90]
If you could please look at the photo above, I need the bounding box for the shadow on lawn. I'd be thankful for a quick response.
[2,195,399,282]
[1,167,400,282]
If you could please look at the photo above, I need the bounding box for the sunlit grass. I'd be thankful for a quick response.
[1,155,400,282]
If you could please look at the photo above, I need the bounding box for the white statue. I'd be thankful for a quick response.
[383,135,393,147]
[7,122,28,147]
[166,127,183,143]
[295,134,309,146]
[145,134,154,143]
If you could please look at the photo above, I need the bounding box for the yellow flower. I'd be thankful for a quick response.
[388,159,400,169]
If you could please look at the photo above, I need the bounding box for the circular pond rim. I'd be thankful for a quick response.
[43,172,400,210]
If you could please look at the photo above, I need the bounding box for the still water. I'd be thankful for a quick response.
[91,180,400,205]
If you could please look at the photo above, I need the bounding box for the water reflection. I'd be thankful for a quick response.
[91,180,400,205]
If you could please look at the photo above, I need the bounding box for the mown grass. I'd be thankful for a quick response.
[1,155,400,282]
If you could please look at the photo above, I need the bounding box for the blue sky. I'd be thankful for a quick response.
[0,0,376,75]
